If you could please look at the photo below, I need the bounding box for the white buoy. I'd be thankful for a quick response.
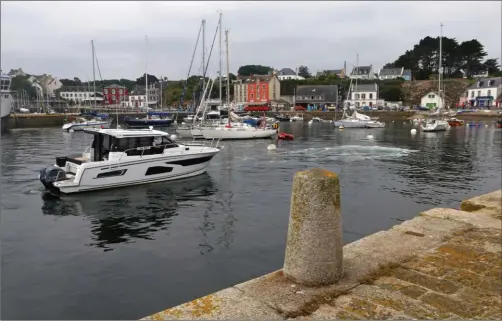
[410,128,417,135]
[267,144,277,151]
[170,134,178,140]
[367,134,374,140]
[308,120,313,125]
[339,126,345,130]
[485,124,489,128]
[69,129,74,133]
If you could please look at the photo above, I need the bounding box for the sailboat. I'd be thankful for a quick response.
[421,23,449,133]
[200,22,276,140]
[62,40,112,132]
[333,55,384,129]
[124,36,172,128]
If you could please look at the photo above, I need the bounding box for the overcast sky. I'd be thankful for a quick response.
[1,1,501,81]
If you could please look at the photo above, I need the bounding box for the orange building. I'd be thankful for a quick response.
[246,73,280,103]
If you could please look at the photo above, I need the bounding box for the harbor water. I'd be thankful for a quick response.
[1,121,501,319]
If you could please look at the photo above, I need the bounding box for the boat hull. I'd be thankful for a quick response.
[44,151,219,194]
[1,91,13,134]
[124,117,173,127]
[201,127,277,140]
[332,120,370,128]
[421,120,449,132]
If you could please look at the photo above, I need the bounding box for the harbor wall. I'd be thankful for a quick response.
[6,110,501,129]
[142,168,502,320]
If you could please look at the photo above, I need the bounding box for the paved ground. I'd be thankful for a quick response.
[142,190,501,320]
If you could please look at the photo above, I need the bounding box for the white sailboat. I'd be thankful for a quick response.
[421,23,449,133]
[200,18,276,140]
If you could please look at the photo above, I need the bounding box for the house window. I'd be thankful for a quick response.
[311,96,314,100]
[119,89,123,94]
[361,94,366,99]
[355,94,360,99]
[477,91,481,97]
[488,90,491,96]
[104,89,108,94]
[429,94,435,98]
[112,89,116,94]
[262,85,266,90]
[369,93,373,99]
[251,94,254,99]
[471,91,474,98]
[356,102,360,107]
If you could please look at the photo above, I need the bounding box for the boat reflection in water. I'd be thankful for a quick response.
[40,174,218,251]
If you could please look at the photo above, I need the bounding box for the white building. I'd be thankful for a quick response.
[420,91,444,109]
[277,68,305,81]
[344,83,380,107]
[465,77,502,107]
[349,65,375,80]
[126,93,147,108]
[58,86,103,104]
[233,79,248,103]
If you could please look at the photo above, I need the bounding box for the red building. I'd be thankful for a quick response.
[243,73,280,111]
[103,84,128,106]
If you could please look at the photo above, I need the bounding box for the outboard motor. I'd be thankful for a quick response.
[39,166,67,190]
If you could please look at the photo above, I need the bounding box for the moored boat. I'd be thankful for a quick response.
[447,118,464,127]
[62,117,112,131]
[38,127,221,194]
[124,112,173,128]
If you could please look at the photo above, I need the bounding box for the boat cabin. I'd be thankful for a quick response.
[81,128,179,163]
[1,74,12,92]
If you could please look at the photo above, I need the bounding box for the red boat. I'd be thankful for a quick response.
[278,133,294,140]
[447,118,464,127]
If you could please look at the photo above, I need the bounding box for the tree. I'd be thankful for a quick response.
[298,65,312,78]
[136,73,159,85]
[73,77,82,85]
[379,86,403,102]
[483,58,500,75]
[237,65,273,76]
[383,36,493,80]
[10,75,38,99]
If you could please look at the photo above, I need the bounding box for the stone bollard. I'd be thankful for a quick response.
[283,168,343,286]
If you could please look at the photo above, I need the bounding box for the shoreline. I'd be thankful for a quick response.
[5,110,502,129]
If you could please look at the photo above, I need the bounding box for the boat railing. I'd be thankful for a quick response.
[116,139,221,163]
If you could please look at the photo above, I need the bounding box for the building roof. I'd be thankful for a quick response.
[351,65,372,76]
[421,91,441,98]
[83,128,169,138]
[379,68,403,76]
[105,84,127,89]
[296,85,338,101]
[316,69,343,77]
[467,77,502,90]
[278,68,296,76]
[351,83,378,92]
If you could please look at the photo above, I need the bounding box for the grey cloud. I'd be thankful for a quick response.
[1,1,500,80]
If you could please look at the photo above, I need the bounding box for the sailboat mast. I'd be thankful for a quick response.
[160,77,163,109]
[439,22,443,109]
[92,40,96,109]
[145,35,148,110]
[225,29,230,106]
[202,20,206,93]
[355,53,359,107]
[218,11,223,107]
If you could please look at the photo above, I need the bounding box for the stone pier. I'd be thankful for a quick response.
[142,170,501,320]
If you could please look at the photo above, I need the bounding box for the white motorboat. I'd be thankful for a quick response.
[38,127,221,194]
[1,73,13,133]
[365,120,385,128]
[308,117,322,124]
[333,109,374,128]
[200,123,276,140]
[290,114,304,122]
[421,119,449,132]
[62,117,112,131]
[183,114,199,123]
